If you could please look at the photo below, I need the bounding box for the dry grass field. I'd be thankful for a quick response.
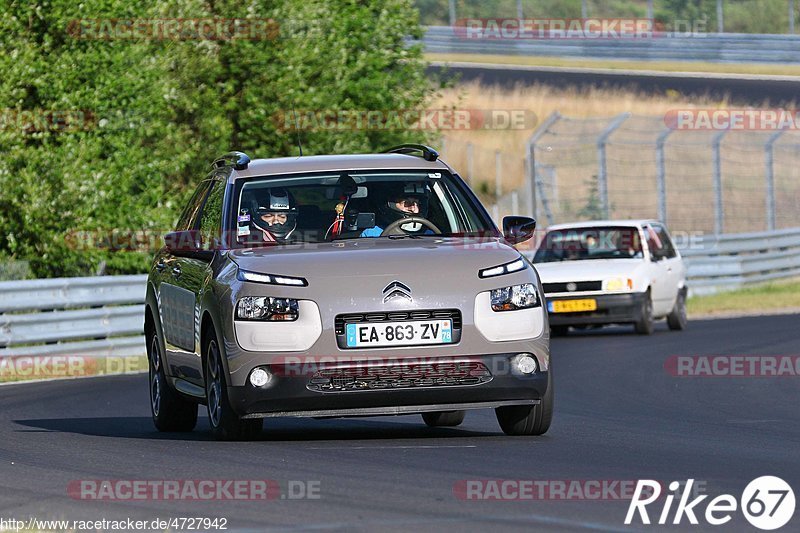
[433,82,800,233]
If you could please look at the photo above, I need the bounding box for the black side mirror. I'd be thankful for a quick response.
[503,216,536,244]
[164,230,215,260]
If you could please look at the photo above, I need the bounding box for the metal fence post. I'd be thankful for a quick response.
[524,150,535,220]
[597,113,630,219]
[448,0,456,26]
[765,129,786,231]
[526,112,562,222]
[712,130,728,235]
[535,164,556,226]
[656,128,673,223]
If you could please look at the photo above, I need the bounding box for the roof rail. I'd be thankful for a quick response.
[212,151,251,171]
[384,144,439,162]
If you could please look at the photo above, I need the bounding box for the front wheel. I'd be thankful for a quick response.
[422,410,465,427]
[667,288,688,331]
[496,369,553,436]
[148,330,197,432]
[205,329,263,441]
[634,291,654,335]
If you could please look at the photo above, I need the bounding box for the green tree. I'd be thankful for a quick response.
[0,0,436,278]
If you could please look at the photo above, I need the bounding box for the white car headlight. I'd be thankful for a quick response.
[237,268,308,286]
[490,283,540,312]
[603,277,633,291]
[479,258,527,279]
[236,297,299,321]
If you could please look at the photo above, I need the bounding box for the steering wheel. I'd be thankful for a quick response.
[380,216,442,236]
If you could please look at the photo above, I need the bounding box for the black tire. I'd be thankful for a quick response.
[495,369,553,436]
[422,410,465,427]
[634,291,654,335]
[204,328,263,441]
[666,288,688,331]
[550,325,569,337]
[148,329,198,432]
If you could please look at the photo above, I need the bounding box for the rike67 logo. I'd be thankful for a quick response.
[626,477,795,530]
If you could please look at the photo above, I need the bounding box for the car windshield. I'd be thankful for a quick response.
[232,169,496,246]
[533,226,643,263]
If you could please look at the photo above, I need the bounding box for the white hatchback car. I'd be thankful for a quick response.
[532,220,687,335]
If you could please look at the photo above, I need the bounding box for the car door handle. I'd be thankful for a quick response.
[155,259,167,272]
[172,265,182,278]
[667,267,673,272]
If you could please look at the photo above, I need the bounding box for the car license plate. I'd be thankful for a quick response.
[345,320,453,348]
[549,299,597,313]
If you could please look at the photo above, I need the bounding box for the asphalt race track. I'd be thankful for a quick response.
[1,314,798,532]
[429,63,800,106]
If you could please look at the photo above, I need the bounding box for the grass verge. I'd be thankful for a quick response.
[427,52,800,77]
[688,278,800,317]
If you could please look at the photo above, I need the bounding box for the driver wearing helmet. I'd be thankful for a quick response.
[360,182,433,237]
[250,188,298,243]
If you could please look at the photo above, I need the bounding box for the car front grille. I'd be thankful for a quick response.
[543,281,602,294]
[334,309,463,348]
[334,309,462,334]
[306,360,492,392]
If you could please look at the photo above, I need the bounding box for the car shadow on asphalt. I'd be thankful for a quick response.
[13,415,508,442]
[555,324,669,337]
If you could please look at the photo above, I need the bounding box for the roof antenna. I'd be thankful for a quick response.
[291,107,303,157]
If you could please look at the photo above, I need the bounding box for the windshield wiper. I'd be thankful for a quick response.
[387,234,422,239]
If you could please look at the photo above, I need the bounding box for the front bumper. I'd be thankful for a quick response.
[546,292,646,326]
[226,353,549,418]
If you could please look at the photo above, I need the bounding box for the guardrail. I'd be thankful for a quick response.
[678,227,800,296]
[0,230,797,355]
[421,26,800,64]
[0,275,147,357]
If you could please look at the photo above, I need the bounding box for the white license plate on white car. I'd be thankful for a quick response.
[345,320,453,348]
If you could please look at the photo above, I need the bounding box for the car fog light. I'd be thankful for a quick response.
[515,354,538,375]
[249,367,272,387]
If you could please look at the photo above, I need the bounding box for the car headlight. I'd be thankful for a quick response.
[236,297,299,321]
[490,283,540,312]
[237,268,308,286]
[603,277,633,291]
[479,258,527,279]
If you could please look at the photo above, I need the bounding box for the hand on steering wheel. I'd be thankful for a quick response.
[380,216,442,236]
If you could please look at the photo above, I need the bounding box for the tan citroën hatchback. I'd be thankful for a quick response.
[144,145,552,440]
